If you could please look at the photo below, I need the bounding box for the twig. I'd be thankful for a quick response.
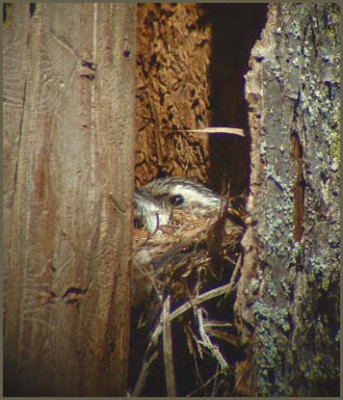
[196,307,228,370]
[151,273,239,345]
[131,242,242,396]
[131,348,159,397]
[162,295,177,396]
[159,126,245,137]
[186,366,221,397]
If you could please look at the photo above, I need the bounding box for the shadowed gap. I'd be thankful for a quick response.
[203,4,267,196]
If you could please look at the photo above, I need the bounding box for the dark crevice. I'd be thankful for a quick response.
[201,4,268,196]
[62,286,88,299]
[13,79,28,191]
[291,128,305,242]
[29,3,36,17]
[3,3,11,22]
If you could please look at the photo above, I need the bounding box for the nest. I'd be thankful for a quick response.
[130,198,246,396]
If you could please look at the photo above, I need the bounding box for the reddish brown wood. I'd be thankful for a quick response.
[135,3,212,186]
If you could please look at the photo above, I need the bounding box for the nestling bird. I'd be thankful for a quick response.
[134,188,170,233]
[134,177,223,232]
[132,177,244,307]
[130,177,245,395]
[132,177,225,305]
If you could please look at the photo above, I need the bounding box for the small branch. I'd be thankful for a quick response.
[131,349,159,397]
[159,126,245,137]
[196,307,228,370]
[186,366,221,397]
[151,262,240,345]
[132,256,242,395]
[162,295,177,397]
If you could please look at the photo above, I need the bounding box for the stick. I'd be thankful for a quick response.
[159,127,245,137]
[162,295,177,396]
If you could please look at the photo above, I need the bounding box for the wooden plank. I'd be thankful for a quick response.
[3,3,136,396]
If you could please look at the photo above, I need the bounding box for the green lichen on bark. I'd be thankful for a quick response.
[330,129,340,167]
[242,3,340,396]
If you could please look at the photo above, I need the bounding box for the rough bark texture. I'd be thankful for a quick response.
[235,3,340,396]
[135,3,212,187]
[3,3,136,396]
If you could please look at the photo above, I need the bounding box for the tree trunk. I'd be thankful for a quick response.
[235,3,340,396]
[3,3,136,396]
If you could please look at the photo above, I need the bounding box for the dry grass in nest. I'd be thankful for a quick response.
[130,200,246,396]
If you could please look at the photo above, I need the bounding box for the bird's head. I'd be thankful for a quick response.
[141,177,223,214]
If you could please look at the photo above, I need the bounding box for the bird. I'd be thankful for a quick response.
[134,177,223,233]
[133,187,170,233]
[132,177,225,306]
[132,176,244,307]
[130,177,245,395]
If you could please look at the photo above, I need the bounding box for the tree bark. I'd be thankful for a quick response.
[235,3,340,396]
[3,3,136,396]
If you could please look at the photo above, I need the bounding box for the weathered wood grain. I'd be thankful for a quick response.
[4,3,136,396]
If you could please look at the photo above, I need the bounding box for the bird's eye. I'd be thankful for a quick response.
[170,194,185,206]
